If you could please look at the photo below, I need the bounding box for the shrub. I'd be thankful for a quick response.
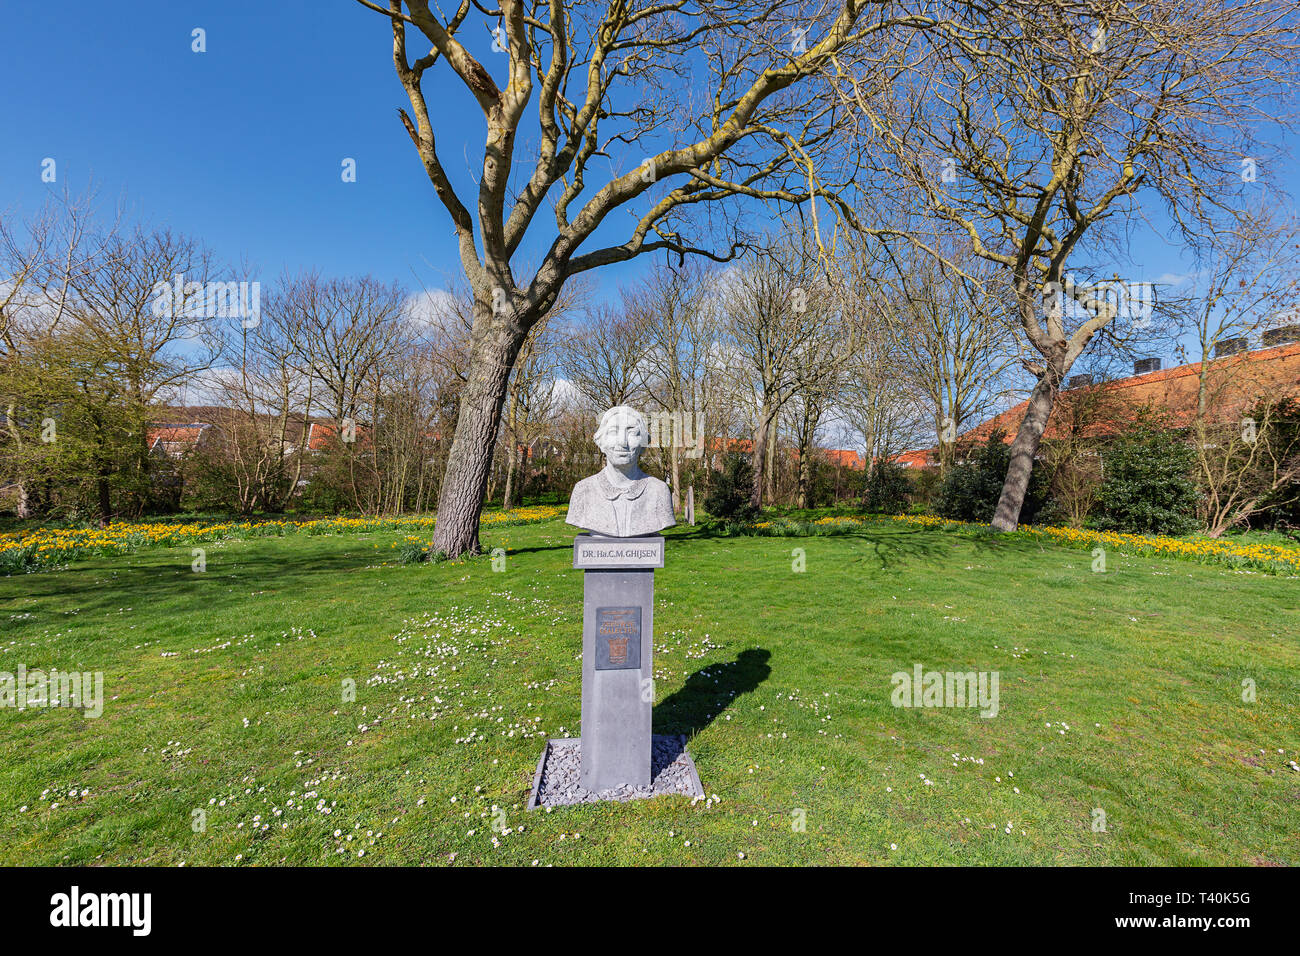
[862,461,911,514]
[935,431,1047,523]
[1037,440,1105,528]
[907,467,941,513]
[1094,425,1197,535]
[704,453,758,521]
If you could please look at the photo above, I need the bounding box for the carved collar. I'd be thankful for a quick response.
[596,471,648,501]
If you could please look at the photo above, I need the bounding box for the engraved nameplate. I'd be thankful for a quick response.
[573,534,664,569]
[594,607,642,670]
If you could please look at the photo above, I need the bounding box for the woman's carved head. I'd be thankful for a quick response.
[594,406,650,466]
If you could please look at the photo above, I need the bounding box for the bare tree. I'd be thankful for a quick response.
[1196,394,1300,537]
[0,186,108,350]
[200,281,317,514]
[874,247,1015,472]
[0,187,109,517]
[1175,205,1300,534]
[724,236,852,507]
[839,321,929,471]
[349,338,443,515]
[63,225,220,520]
[837,0,1300,530]
[1036,381,1135,527]
[501,315,561,509]
[559,303,650,411]
[1178,206,1300,419]
[282,273,411,425]
[355,0,932,556]
[632,261,720,511]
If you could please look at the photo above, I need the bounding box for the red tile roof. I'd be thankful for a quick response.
[148,425,206,445]
[822,448,865,470]
[891,448,937,469]
[306,421,373,451]
[895,340,1300,467]
[147,423,212,457]
[965,341,1300,445]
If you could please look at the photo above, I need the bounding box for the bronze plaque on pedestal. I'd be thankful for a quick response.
[594,606,642,670]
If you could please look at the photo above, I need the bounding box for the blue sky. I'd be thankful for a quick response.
[0,1,660,301]
[3,2,1296,338]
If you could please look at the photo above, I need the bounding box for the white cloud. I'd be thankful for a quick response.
[406,288,460,330]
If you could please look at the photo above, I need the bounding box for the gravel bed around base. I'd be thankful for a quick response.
[532,735,704,807]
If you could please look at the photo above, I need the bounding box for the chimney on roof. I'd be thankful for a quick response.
[1262,324,1300,347]
[1133,357,1161,375]
[1065,373,1094,389]
[1213,336,1249,358]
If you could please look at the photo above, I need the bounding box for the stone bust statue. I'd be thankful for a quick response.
[566,405,676,538]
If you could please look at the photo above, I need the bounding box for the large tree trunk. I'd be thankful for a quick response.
[936,411,954,475]
[501,383,522,512]
[137,430,151,517]
[501,443,516,511]
[750,402,775,509]
[796,401,820,509]
[764,417,778,504]
[796,435,812,509]
[669,445,681,514]
[431,308,526,557]
[4,405,31,519]
[991,371,1060,531]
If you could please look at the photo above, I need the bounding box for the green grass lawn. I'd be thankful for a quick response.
[0,516,1295,865]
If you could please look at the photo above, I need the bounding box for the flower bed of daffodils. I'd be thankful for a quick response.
[5,504,1294,577]
[0,505,566,574]
[741,513,1300,575]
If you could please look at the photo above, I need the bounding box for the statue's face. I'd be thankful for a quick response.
[595,409,647,467]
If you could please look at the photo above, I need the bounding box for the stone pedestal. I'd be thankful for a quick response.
[573,534,664,792]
